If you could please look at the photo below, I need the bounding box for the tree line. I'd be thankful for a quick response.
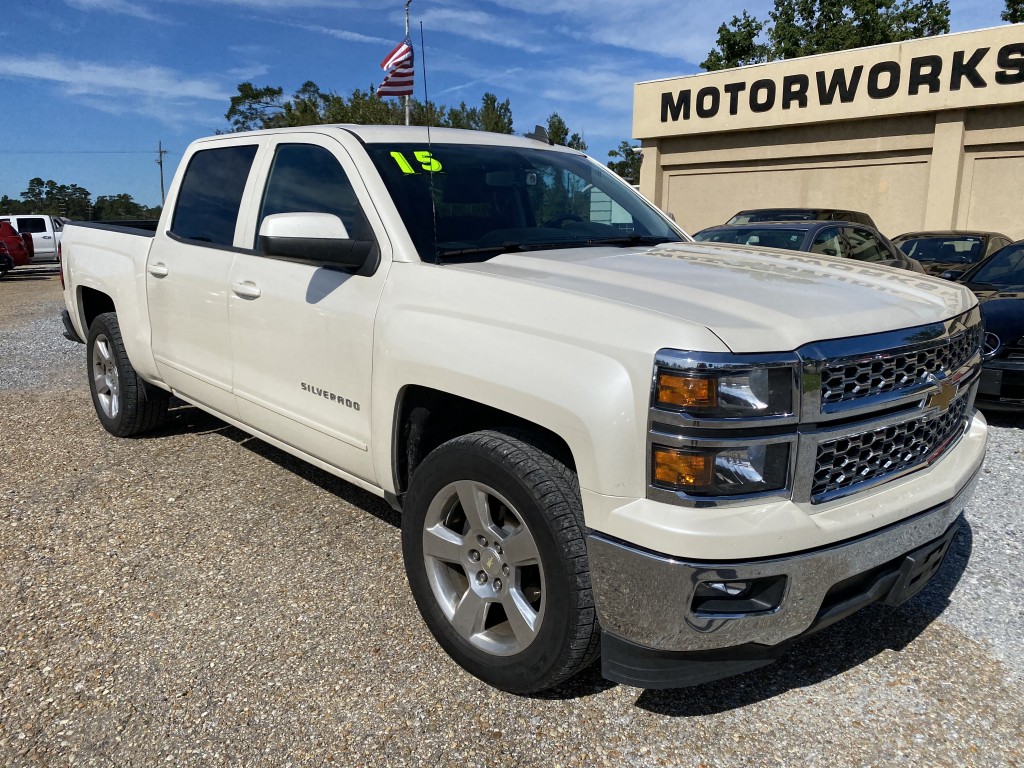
[226,81,644,183]
[0,178,161,221]
[701,0,1021,71]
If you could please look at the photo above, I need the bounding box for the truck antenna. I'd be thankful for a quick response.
[420,21,440,266]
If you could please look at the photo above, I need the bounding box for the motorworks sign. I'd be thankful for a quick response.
[633,26,1024,139]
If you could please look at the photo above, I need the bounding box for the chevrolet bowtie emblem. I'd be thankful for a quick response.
[926,380,957,411]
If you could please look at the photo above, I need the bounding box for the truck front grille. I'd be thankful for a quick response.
[811,395,969,501]
[820,323,982,407]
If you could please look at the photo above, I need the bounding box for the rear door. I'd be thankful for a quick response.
[226,132,391,484]
[147,138,265,417]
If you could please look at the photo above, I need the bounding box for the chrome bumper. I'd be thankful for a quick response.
[588,464,981,654]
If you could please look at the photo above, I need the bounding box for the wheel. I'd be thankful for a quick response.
[86,312,169,437]
[543,212,585,228]
[402,430,600,693]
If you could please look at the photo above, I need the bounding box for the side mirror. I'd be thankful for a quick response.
[258,212,376,272]
[939,269,966,281]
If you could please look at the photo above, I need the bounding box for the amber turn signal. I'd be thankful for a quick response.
[657,371,717,409]
[652,447,714,489]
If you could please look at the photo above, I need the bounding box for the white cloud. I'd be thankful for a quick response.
[64,0,169,22]
[283,23,394,46]
[475,0,769,63]
[420,7,547,53]
[0,55,230,128]
[0,56,228,100]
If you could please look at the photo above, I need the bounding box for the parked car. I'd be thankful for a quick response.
[0,214,65,259]
[692,220,924,272]
[0,221,31,268]
[955,240,1024,411]
[891,230,1015,278]
[726,208,877,229]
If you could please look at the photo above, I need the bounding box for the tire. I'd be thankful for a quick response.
[402,430,600,693]
[86,312,169,437]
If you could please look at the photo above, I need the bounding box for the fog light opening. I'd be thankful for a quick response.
[691,575,787,616]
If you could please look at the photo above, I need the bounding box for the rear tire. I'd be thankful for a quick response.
[86,312,169,437]
[402,430,600,693]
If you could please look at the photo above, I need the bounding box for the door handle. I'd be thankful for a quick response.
[43,235,53,240]
[148,263,169,277]
[231,281,262,299]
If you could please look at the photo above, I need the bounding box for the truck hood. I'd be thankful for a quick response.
[451,242,975,353]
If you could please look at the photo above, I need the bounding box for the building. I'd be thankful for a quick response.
[633,25,1024,239]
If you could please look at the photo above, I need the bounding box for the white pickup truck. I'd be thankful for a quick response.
[1,213,65,259]
[60,126,987,693]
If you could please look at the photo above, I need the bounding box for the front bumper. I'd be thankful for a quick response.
[589,464,981,688]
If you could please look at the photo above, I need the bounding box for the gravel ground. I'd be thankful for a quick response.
[2,268,1023,767]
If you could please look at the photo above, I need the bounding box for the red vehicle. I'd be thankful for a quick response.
[0,221,31,272]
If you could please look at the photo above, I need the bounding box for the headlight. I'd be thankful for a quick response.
[654,360,796,419]
[652,443,790,497]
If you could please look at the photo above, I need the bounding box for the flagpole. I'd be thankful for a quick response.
[404,0,412,126]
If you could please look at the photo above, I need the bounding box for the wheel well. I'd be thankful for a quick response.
[393,385,576,498]
[79,287,116,332]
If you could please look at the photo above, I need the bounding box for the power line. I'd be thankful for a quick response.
[0,149,177,155]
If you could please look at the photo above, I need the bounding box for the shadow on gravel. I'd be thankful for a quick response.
[980,408,1024,428]
[153,400,400,528]
[1,268,59,282]
[633,522,974,715]
[144,400,977,709]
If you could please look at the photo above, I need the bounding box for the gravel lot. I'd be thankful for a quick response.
[2,268,1023,767]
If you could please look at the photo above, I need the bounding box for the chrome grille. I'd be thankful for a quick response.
[812,396,969,501]
[820,324,982,406]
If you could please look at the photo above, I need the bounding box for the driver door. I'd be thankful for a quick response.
[227,133,391,485]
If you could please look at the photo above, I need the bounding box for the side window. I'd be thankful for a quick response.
[842,227,888,263]
[171,145,258,246]
[256,143,372,245]
[809,226,842,257]
[18,217,47,234]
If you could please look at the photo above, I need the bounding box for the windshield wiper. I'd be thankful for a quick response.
[579,235,676,247]
[437,235,677,260]
[438,240,598,258]
[436,242,534,258]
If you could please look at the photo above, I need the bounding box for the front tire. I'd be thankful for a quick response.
[87,312,169,437]
[402,430,600,693]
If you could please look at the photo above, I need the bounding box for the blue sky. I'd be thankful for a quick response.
[0,0,1010,208]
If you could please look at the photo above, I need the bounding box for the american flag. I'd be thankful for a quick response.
[377,61,415,97]
[377,36,414,97]
[380,36,413,71]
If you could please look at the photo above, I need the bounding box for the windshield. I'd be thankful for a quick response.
[693,227,805,251]
[967,243,1024,287]
[896,236,984,264]
[365,143,682,261]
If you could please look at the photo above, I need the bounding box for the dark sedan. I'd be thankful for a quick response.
[892,230,1014,278]
[692,220,924,272]
[957,240,1024,412]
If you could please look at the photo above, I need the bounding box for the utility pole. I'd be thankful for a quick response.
[405,0,412,126]
[156,140,169,205]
